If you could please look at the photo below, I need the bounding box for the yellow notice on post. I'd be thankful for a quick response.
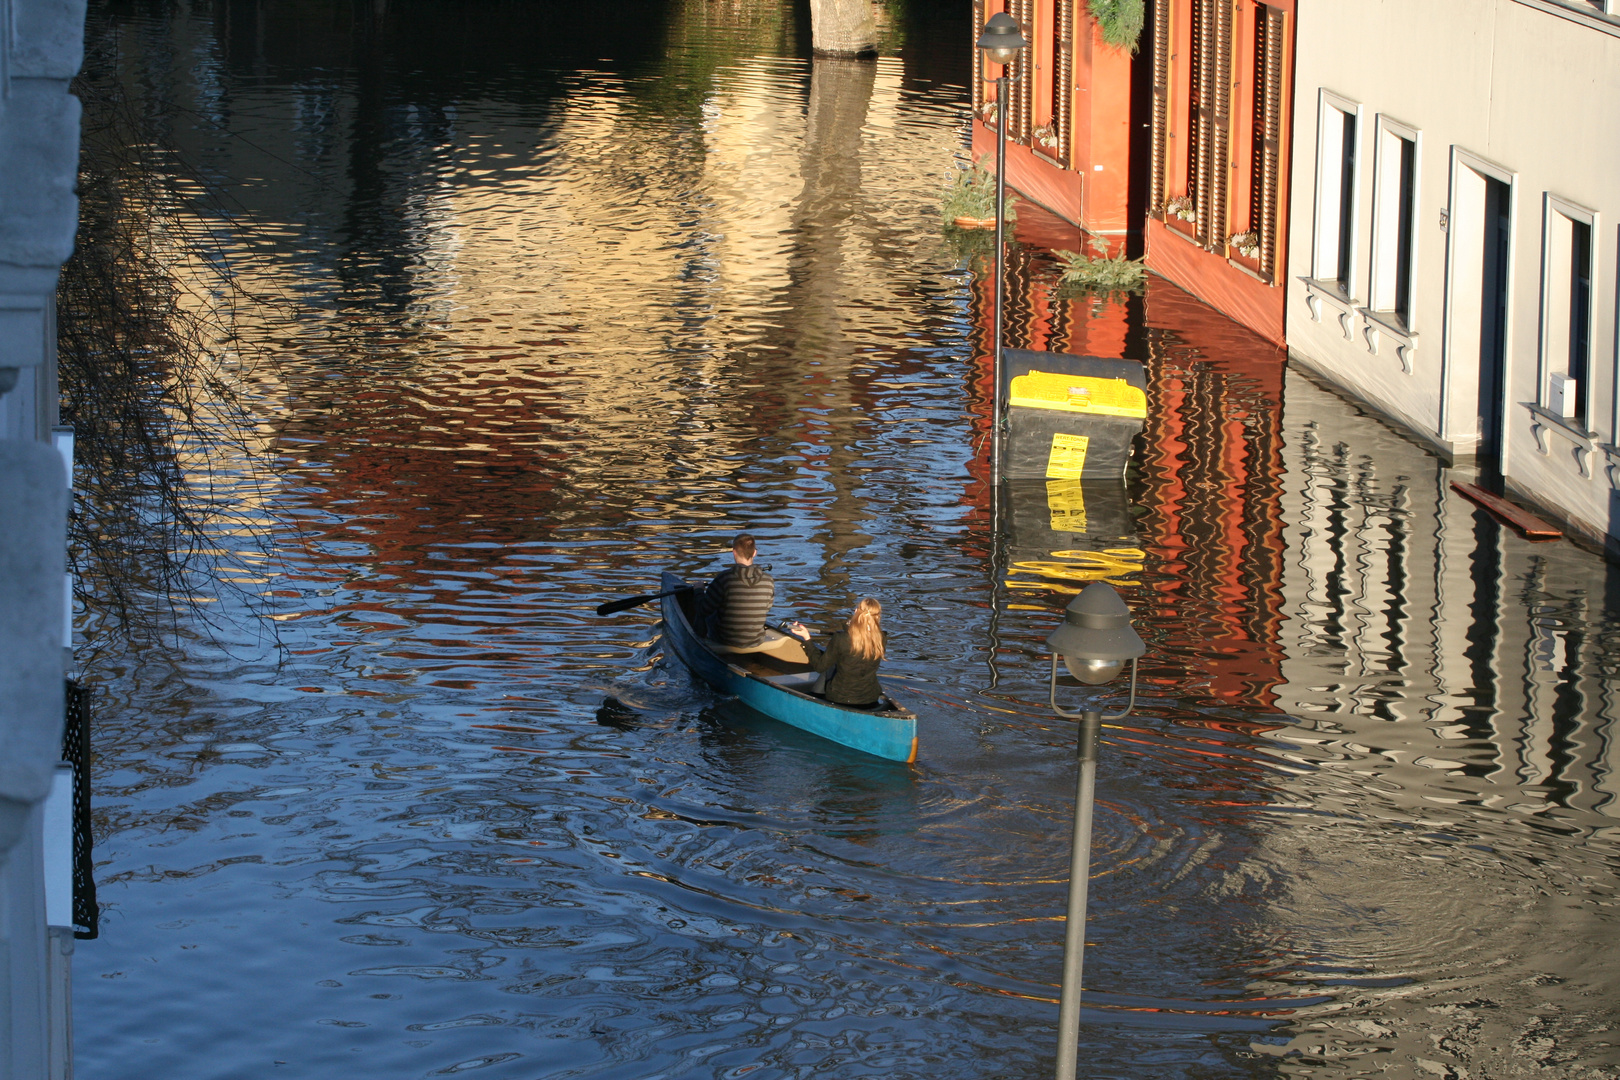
[1046,479,1087,532]
[1046,433,1090,478]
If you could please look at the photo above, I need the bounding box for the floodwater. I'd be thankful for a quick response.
[73,1,1620,1078]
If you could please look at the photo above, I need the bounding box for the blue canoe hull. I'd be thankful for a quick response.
[659,571,918,763]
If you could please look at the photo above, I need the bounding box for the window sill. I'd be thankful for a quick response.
[1164,217,1202,244]
[1524,403,1598,479]
[1357,308,1419,373]
[1227,257,1274,285]
[1299,277,1360,341]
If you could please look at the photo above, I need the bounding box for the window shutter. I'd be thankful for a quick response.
[1011,0,1036,144]
[1188,0,1231,248]
[1054,0,1075,167]
[973,0,988,123]
[1149,0,1171,216]
[1249,5,1285,281]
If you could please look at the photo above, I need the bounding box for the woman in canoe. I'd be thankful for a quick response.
[787,598,886,707]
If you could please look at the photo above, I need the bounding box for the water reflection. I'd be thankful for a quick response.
[74,0,1620,1077]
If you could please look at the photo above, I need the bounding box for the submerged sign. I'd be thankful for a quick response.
[999,350,1148,480]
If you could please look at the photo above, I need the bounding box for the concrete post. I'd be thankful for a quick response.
[808,0,877,57]
[1,0,86,1076]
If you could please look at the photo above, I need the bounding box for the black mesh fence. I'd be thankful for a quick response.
[62,680,98,939]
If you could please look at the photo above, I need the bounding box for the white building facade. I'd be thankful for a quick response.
[1285,0,1620,557]
[1,0,85,1075]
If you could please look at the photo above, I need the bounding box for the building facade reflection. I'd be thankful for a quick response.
[966,229,1289,715]
[1273,370,1620,818]
[973,226,1620,813]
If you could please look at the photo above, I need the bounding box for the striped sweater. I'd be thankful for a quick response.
[700,563,775,647]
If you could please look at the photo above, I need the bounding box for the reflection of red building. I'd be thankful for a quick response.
[1134,280,1288,711]
[970,0,1295,344]
[966,229,1288,713]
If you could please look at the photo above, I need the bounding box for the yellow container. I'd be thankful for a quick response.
[1008,370,1148,419]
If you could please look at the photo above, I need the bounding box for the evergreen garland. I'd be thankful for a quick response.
[1087,0,1145,53]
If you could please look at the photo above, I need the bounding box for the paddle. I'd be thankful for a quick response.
[596,585,692,617]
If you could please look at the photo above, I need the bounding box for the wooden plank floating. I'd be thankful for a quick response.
[1450,482,1563,541]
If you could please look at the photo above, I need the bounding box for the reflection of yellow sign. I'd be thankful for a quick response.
[1005,547,1145,594]
[1047,479,1087,532]
[1046,433,1090,478]
[1010,371,1148,418]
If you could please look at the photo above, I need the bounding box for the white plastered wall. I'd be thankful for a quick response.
[1284,0,1620,549]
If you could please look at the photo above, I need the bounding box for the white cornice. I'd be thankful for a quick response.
[1511,0,1620,38]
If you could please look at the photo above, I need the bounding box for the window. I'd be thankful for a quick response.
[1370,117,1420,329]
[1539,196,1598,428]
[1312,91,1360,297]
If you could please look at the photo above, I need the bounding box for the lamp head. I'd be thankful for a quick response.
[977,11,1028,66]
[1063,655,1125,686]
[1045,582,1145,686]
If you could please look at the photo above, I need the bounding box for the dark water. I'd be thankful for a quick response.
[75,2,1620,1078]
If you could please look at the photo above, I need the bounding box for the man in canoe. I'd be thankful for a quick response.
[700,533,807,663]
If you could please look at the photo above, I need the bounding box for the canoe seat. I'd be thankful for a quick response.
[761,671,821,692]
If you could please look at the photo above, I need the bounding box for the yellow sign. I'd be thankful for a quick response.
[1046,433,1090,478]
[1009,370,1148,418]
[1046,479,1087,532]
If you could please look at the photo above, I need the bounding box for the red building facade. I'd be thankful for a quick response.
[970,0,1296,344]
[1144,0,1295,343]
[970,0,1137,242]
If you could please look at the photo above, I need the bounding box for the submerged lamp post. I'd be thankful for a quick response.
[1044,582,1146,1079]
[976,10,1027,488]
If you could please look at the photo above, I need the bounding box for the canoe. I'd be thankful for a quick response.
[658,571,918,763]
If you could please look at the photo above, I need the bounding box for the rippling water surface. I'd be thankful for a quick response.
[75,1,1620,1077]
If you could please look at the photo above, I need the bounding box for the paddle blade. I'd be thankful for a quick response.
[596,593,656,616]
[596,584,691,617]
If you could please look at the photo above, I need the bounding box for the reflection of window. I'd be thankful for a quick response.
[1312,92,1359,297]
[1370,117,1419,328]
[1540,196,1597,427]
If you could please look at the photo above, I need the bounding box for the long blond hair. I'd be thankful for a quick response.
[846,598,884,660]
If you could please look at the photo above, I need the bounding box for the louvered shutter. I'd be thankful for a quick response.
[1053,0,1075,167]
[973,0,988,124]
[1149,0,1171,216]
[1252,5,1285,280]
[1010,0,1036,144]
[1188,0,1231,248]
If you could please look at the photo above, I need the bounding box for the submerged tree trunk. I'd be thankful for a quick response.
[808,0,876,57]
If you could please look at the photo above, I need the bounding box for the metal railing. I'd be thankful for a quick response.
[62,679,98,939]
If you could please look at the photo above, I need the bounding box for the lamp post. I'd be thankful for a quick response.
[976,11,1027,489]
[1044,582,1147,1080]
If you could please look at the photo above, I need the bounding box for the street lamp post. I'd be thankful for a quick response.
[976,11,1027,489]
[1044,582,1147,1080]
